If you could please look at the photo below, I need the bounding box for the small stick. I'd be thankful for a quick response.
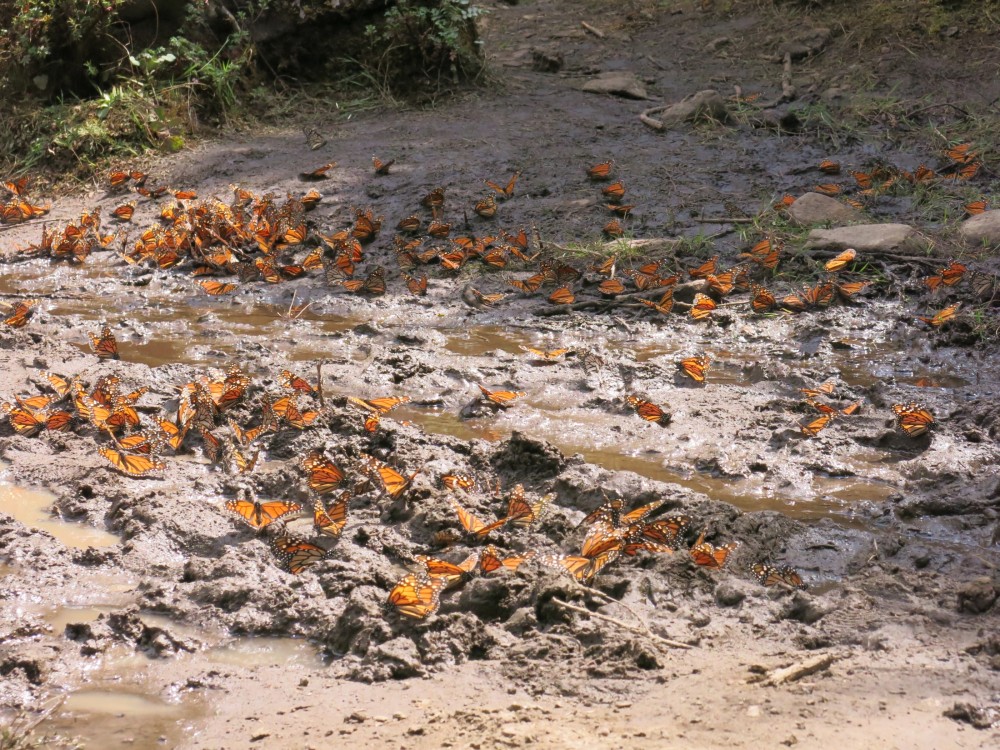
[692,217,756,224]
[754,653,838,686]
[639,112,665,131]
[316,360,326,409]
[581,21,605,38]
[552,598,692,650]
[781,52,796,101]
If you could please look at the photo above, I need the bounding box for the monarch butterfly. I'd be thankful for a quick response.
[750,562,806,588]
[918,303,960,327]
[799,413,834,437]
[687,255,718,279]
[814,183,842,196]
[689,293,717,320]
[272,396,319,430]
[937,261,967,287]
[705,271,736,296]
[136,185,168,199]
[964,199,988,216]
[226,497,301,530]
[774,194,796,210]
[272,535,326,574]
[836,280,870,300]
[545,262,583,285]
[509,274,544,294]
[2,299,37,329]
[304,127,326,150]
[580,523,626,558]
[601,181,626,202]
[519,345,570,361]
[1,404,71,436]
[230,444,259,475]
[299,162,336,180]
[421,187,445,209]
[799,380,835,398]
[477,384,526,408]
[108,169,131,188]
[750,284,776,313]
[485,171,520,199]
[740,238,782,270]
[891,403,934,437]
[474,194,498,218]
[340,267,386,295]
[372,155,394,175]
[441,474,475,492]
[396,215,422,235]
[98,446,166,477]
[363,455,420,500]
[912,165,936,183]
[111,202,136,221]
[839,400,862,416]
[173,189,197,201]
[850,170,873,189]
[689,532,739,568]
[471,288,506,306]
[587,160,614,180]
[481,246,509,268]
[40,371,71,398]
[545,549,620,583]
[451,499,508,538]
[780,292,806,313]
[197,280,237,296]
[824,248,856,273]
[313,497,349,537]
[637,515,690,548]
[607,203,635,217]
[677,355,710,382]
[478,546,534,574]
[951,162,980,180]
[818,159,841,174]
[603,219,624,238]
[301,450,344,495]
[348,395,411,415]
[16,394,54,411]
[504,485,551,528]
[625,395,671,425]
[945,142,976,163]
[589,255,616,277]
[802,281,835,308]
[352,210,382,243]
[402,272,428,296]
[388,572,445,619]
[547,286,576,305]
[280,369,314,394]
[598,278,626,297]
[158,419,187,451]
[89,326,120,360]
[427,220,452,239]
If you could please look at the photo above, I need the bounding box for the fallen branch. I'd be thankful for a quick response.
[750,653,838,686]
[581,21,605,38]
[553,598,692,650]
[640,112,665,131]
[780,52,796,102]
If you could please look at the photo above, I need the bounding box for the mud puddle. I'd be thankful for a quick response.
[0,481,119,549]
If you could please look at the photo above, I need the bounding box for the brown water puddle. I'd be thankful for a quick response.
[45,688,202,749]
[0,482,119,548]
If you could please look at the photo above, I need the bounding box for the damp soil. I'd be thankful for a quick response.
[2,1,999,748]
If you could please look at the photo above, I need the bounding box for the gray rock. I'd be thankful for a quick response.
[805,223,919,252]
[370,637,424,679]
[582,71,649,100]
[787,192,863,226]
[958,210,1000,248]
[777,28,831,60]
[714,580,749,607]
[957,577,997,614]
[654,90,730,127]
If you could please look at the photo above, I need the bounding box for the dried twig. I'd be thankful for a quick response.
[692,217,756,224]
[780,52,796,101]
[316,360,326,409]
[553,598,692,650]
[581,21,605,38]
[749,653,838,686]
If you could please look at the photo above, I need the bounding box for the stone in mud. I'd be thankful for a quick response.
[654,90,730,127]
[531,48,563,73]
[956,577,997,614]
[491,431,566,480]
[787,192,863,226]
[582,71,649,100]
[775,28,832,61]
[370,637,424,679]
[714,580,749,607]
[804,223,919,252]
[957,209,1000,249]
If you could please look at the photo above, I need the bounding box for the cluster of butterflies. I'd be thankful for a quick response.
[791,378,935,439]
[0,176,50,225]
[390,486,804,620]
[778,142,990,215]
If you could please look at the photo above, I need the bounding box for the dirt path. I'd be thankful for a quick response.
[1,1,999,748]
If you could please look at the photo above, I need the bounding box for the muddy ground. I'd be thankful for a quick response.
[1,1,999,748]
